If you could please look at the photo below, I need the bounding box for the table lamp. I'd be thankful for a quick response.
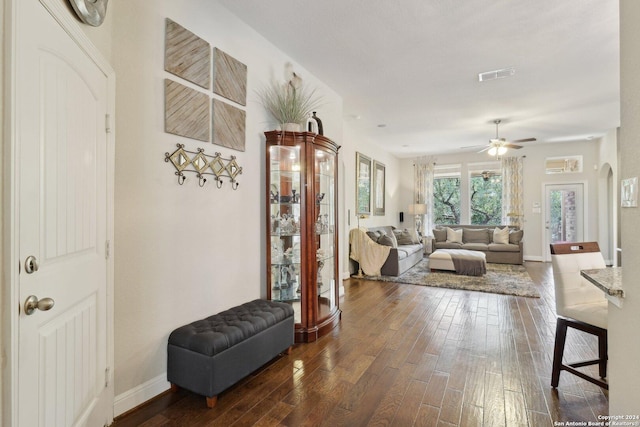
[408,203,427,235]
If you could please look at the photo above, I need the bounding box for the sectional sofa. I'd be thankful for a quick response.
[432,224,524,265]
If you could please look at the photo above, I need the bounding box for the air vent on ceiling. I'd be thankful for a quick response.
[478,67,515,82]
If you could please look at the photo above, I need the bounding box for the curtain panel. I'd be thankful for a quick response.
[414,156,436,235]
[501,156,524,228]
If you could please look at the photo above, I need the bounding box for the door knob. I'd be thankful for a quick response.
[24,295,55,315]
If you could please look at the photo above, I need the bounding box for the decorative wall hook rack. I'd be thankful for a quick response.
[165,144,242,189]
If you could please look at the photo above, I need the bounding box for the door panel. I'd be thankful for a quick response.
[16,0,110,425]
[544,183,584,261]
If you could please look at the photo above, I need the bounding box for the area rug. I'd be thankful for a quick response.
[363,259,540,298]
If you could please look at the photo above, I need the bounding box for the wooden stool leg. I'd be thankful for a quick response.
[286,346,292,355]
[206,395,218,408]
[170,384,179,393]
[599,330,608,379]
[551,318,568,388]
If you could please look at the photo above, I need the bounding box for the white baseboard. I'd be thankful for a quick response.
[114,373,170,417]
[524,255,544,262]
[341,270,351,281]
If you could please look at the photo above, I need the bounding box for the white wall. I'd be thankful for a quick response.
[597,129,618,265]
[399,140,603,261]
[341,122,402,275]
[1,0,6,422]
[610,0,640,413]
[110,0,343,413]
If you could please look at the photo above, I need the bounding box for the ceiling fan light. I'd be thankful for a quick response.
[488,146,498,156]
[497,146,508,155]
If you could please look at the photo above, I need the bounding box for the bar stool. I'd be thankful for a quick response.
[550,242,608,389]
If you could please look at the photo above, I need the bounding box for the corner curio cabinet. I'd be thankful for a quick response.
[265,131,341,343]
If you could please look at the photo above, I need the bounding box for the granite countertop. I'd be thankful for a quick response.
[581,267,624,298]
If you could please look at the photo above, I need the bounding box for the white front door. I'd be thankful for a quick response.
[543,183,585,261]
[16,0,112,425]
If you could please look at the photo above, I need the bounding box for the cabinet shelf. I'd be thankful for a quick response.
[265,131,341,343]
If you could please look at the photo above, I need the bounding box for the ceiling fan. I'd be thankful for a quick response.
[470,119,536,156]
[480,170,499,181]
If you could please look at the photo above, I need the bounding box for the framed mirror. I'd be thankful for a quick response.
[356,152,371,215]
[373,160,385,215]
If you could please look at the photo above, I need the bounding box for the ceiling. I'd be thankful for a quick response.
[219,0,620,158]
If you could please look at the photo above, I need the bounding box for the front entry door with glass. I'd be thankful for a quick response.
[544,183,585,261]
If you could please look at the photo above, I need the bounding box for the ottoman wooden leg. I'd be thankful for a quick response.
[170,384,179,393]
[206,395,218,408]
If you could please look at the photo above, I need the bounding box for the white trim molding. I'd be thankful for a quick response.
[114,374,171,417]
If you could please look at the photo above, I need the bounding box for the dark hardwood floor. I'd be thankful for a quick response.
[112,261,608,426]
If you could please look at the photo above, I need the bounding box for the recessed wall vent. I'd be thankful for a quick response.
[478,67,516,82]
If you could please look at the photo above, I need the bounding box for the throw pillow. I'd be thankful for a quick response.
[393,230,413,246]
[386,228,399,248]
[462,228,490,244]
[366,230,381,242]
[493,226,510,244]
[509,229,524,244]
[377,234,396,247]
[407,228,422,244]
[446,227,463,244]
[394,229,421,245]
[433,228,447,242]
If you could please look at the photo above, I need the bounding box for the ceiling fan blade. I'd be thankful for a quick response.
[460,144,487,150]
[504,144,523,149]
[510,137,536,143]
[477,146,491,153]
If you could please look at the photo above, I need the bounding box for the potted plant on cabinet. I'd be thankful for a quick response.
[257,63,323,132]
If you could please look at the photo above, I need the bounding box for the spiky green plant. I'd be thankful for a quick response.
[257,78,323,127]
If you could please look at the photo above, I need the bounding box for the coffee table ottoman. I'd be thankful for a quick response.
[429,249,487,276]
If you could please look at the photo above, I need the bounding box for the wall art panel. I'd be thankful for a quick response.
[213,98,246,152]
[213,48,247,106]
[165,79,210,142]
[165,19,211,90]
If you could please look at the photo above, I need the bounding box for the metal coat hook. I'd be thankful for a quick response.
[176,172,186,185]
[165,144,243,189]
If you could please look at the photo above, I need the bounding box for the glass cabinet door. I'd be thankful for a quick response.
[269,145,302,323]
[314,148,336,320]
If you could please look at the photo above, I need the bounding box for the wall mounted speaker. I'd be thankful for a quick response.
[399,212,404,222]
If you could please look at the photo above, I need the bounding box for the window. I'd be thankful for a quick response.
[470,169,502,225]
[433,165,461,224]
[545,155,583,174]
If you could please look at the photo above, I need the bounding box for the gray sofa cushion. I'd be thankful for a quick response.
[433,228,447,242]
[366,230,382,242]
[488,243,521,252]
[461,243,489,251]
[509,229,524,244]
[396,244,423,260]
[378,234,396,247]
[394,229,421,245]
[436,242,463,249]
[463,228,490,244]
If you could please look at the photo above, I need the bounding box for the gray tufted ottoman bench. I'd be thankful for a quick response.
[167,299,294,408]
